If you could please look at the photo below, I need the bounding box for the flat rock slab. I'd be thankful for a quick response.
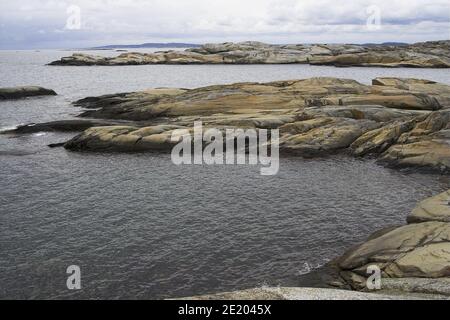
[175,287,433,300]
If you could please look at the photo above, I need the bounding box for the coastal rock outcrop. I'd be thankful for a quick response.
[408,190,450,223]
[0,86,57,100]
[60,76,450,174]
[377,110,450,172]
[48,40,450,68]
[279,118,380,157]
[330,190,450,296]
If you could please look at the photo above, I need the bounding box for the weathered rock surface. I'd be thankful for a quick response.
[372,77,450,107]
[72,77,445,122]
[378,110,450,172]
[64,125,187,152]
[408,190,450,223]
[0,86,57,100]
[175,286,434,300]
[61,77,450,174]
[49,40,450,68]
[330,191,450,296]
[380,278,450,297]
[279,118,380,157]
[176,191,450,300]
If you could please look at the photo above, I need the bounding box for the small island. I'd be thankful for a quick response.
[48,40,450,68]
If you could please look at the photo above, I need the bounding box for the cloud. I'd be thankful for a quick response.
[0,0,449,48]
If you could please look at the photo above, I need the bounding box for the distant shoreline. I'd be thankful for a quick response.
[89,42,202,50]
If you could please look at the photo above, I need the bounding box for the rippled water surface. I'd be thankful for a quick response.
[0,50,449,299]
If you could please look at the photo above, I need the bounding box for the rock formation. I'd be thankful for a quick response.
[58,77,450,173]
[48,40,450,68]
[327,190,450,298]
[0,86,57,100]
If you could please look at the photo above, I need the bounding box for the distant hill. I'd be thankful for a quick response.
[90,43,201,50]
[362,42,409,47]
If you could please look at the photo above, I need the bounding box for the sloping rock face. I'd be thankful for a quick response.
[332,191,450,296]
[279,118,381,157]
[48,40,450,68]
[0,86,57,100]
[377,110,450,172]
[64,125,186,151]
[408,190,450,223]
[62,77,450,174]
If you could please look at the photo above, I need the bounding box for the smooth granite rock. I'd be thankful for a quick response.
[0,120,119,134]
[59,77,450,174]
[408,190,450,223]
[331,191,450,295]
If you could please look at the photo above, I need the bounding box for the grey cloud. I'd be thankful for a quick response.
[0,0,448,49]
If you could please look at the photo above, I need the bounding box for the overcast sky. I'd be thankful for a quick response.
[0,0,449,49]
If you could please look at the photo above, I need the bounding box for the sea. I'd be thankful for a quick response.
[0,49,449,299]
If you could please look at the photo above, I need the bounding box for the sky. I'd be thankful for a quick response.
[0,0,449,49]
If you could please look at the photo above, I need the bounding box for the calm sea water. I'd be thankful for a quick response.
[0,50,449,299]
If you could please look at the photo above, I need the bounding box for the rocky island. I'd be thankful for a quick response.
[43,77,448,173]
[48,40,450,68]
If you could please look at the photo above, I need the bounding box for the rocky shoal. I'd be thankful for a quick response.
[48,40,450,68]
[0,86,57,100]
